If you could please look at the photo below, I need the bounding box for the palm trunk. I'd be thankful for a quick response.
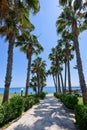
[37,74,40,96]
[41,86,44,92]
[2,34,15,104]
[64,62,67,93]
[53,75,57,92]
[67,59,72,93]
[58,74,61,92]
[72,19,87,104]
[60,72,64,93]
[25,56,31,97]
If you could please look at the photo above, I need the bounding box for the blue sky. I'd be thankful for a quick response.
[0,0,87,88]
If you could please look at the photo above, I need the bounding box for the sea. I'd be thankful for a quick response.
[0,86,81,94]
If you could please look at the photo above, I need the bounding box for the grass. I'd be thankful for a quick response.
[78,97,83,105]
[0,93,20,104]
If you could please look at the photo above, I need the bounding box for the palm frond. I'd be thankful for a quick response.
[26,0,40,14]
[59,0,67,6]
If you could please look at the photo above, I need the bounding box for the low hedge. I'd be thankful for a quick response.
[39,92,46,99]
[24,96,39,112]
[54,92,61,98]
[0,105,4,125]
[9,96,24,119]
[3,102,13,123]
[0,95,40,127]
[54,92,78,109]
[75,104,87,130]
[0,92,46,127]
[63,94,78,109]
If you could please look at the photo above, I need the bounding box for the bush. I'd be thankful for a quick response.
[64,94,78,109]
[3,101,13,123]
[54,93,78,109]
[59,94,66,102]
[54,92,61,98]
[0,94,40,127]
[10,96,24,119]
[34,98,39,104]
[24,97,34,112]
[0,105,4,125]
[75,105,87,130]
[39,92,46,99]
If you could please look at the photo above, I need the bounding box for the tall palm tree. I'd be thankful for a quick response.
[56,0,87,104]
[30,76,38,94]
[58,35,74,93]
[31,57,47,96]
[48,66,58,92]
[1,0,40,103]
[49,46,63,93]
[16,33,43,97]
[0,3,27,103]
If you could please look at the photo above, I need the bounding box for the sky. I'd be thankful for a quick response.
[0,0,87,88]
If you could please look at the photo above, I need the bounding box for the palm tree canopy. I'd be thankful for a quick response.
[0,0,40,21]
[16,33,43,59]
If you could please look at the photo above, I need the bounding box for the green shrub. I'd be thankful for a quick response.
[34,98,39,104]
[10,96,24,119]
[0,105,4,125]
[24,97,34,112]
[59,94,66,102]
[54,92,60,98]
[54,93,78,109]
[75,105,87,130]
[39,92,46,99]
[64,94,78,109]
[3,101,13,123]
[54,92,66,101]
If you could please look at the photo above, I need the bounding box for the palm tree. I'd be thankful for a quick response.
[0,4,26,103]
[31,57,47,96]
[49,46,64,93]
[0,0,40,21]
[56,0,87,104]
[58,35,74,94]
[1,1,40,103]
[48,66,58,92]
[30,76,38,94]
[39,67,47,93]
[16,33,43,97]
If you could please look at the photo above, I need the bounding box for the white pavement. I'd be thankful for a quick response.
[5,94,77,130]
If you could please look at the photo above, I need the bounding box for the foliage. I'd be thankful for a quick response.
[24,96,35,111]
[39,92,46,99]
[63,94,78,109]
[54,92,78,109]
[0,94,41,127]
[3,101,13,123]
[54,92,62,98]
[78,97,83,105]
[0,105,4,125]
[75,105,87,130]
[9,96,24,119]
[33,97,39,104]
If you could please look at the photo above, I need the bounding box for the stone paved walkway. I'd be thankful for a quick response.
[5,94,77,130]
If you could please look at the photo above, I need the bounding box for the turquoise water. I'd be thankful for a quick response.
[0,86,80,94]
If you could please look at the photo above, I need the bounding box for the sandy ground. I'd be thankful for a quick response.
[4,94,77,130]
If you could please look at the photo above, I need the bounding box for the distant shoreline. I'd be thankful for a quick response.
[0,86,81,94]
[0,86,80,88]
